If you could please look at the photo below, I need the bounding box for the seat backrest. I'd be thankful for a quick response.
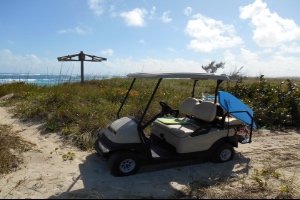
[192,101,217,122]
[178,97,199,116]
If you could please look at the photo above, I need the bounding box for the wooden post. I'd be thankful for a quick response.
[79,51,85,83]
[81,60,84,83]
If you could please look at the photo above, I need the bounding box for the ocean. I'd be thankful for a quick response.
[0,73,112,86]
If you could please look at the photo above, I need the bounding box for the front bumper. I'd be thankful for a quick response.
[98,138,110,153]
[95,130,110,157]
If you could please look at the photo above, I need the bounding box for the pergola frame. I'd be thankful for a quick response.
[57,51,107,83]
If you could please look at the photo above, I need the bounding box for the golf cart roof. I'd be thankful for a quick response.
[127,72,229,80]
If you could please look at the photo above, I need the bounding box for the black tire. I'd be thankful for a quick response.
[108,151,140,177]
[211,143,234,163]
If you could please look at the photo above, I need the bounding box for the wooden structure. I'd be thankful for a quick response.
[57,51,107,83]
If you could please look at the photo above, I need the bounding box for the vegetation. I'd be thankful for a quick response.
[176,158,300,199]
[0,75,300,198]
[224,75,300,130]
[0,76,299,151]
[201,60,225,74]
[0,124,34,176]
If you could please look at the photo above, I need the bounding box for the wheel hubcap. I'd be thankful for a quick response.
[119,159,136,173]
[220,149,231,161]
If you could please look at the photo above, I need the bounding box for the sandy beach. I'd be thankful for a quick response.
[0,105,300,199]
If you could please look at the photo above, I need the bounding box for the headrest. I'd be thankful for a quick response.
[193,101,217,122]
[178,97,199,116]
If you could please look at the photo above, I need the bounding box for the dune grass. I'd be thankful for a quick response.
[0,124,35,176]
[0,76,299,150]
[0,76,300,198]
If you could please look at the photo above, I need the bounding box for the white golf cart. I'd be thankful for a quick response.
[95,72,256,176]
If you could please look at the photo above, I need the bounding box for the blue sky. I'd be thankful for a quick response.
[1,0,300,77]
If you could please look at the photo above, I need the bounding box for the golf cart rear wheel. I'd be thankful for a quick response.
[211,143,234,163]
[109,151,140,177]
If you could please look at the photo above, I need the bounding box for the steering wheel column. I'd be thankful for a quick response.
[159,101,179,117]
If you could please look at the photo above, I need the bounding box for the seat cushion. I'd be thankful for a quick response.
[156,117,190,125]
[151,120,199,138]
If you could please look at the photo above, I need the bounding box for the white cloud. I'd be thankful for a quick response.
[240,48,259,61]
[100,49,114,56]
[240,0,300,48]
[57,25,92,35]
[88,0,105,16]
[223,48,300,77]
[2,49,300,78]
[0,49,64,74]
[108,58,206,74]
[161,11,172,23]
[120,8,148,27]
[258,48,273,54]
[183,7,192,16]
[184,14,243,52]
[279,43,300,53]
[0,49,41,66]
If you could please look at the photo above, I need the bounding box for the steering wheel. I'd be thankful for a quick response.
[159,101,178,117]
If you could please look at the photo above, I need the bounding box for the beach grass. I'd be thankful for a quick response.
[0,75,300,198]
[0,124,35,176]
[0,76,299,151]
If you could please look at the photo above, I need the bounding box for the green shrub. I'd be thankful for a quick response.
[224,75,300,130]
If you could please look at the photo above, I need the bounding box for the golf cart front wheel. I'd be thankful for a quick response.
[211,143,234,163]
[109,151,140,177]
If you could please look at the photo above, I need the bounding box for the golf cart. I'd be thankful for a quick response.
[95,72,257,176]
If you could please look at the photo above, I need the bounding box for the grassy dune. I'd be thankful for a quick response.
[0,76,299,150]
[0,76,300,198]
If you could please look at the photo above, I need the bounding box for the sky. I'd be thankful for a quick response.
[1,0,300,78]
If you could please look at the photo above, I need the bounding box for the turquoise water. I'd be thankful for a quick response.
[0,73,112,86]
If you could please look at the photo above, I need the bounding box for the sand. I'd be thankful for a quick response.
[0,105,300,199]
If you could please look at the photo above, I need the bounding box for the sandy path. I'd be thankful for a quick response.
[0,105,300,199]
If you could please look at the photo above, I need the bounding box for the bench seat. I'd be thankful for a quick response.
[152,118,199,138]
